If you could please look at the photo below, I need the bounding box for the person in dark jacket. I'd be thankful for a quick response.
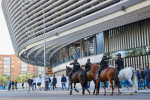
[11,81,14,90]
[140,68,145,89]
[96,53,109,80]
[27,77,33,92]
[52,75,57,90]
[136,68,142,89]
[144,66,150,89]
[68,59,81,81]
[85,58,92,72]
[15,80,17,90]
[61,74,67,90]
[115,53,124,71]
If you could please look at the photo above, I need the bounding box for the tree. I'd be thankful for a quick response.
[0,74,10,85]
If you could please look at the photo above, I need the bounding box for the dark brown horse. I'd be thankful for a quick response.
[95,66,120,96]
[86,65,99,95]
[66,66,90,95]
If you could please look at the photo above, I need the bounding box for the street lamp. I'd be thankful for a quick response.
[25,0,46,75]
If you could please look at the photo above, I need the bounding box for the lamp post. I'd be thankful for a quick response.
[25,0,46,75]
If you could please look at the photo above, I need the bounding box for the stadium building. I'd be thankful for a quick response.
[2,0,150,75]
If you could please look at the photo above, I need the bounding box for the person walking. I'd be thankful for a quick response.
[33,76,36,90]
[37,75,42,91]
[27,77,33,92]
[52,74,57,90]
[48,77,51,90]
[11,81,14,90]
[8,80,11,91]
[136,68,142,90]
[22,82,24,89]
[15,80,17,90]
[144,66,150,89]
[140,68,145,89]
[61,74,67,90]
[44,73,49,91]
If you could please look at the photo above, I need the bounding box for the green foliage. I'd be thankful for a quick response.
[0,74,10,85]
[15,73,33,83]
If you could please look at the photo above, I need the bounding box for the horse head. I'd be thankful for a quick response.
[66,66,72,76]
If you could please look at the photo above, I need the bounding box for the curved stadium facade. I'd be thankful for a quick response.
[2,0,150,75]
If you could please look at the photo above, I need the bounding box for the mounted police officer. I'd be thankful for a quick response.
[85,58,92,72]
[68,59,81,80]
[96,53,109,80]
[115,53,124,72]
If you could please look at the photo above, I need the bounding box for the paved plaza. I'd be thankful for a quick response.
[0,88,150,100]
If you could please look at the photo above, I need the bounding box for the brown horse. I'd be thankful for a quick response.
[86,65,99,95]
[95,66,120,96]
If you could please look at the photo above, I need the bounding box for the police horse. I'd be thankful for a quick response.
[118,67,138,95]
[66,66,90,95]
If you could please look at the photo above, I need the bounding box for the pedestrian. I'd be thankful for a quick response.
[44,73,49,91]
[48,77,51,90]
[15,80,17,90]
[52,74,57,90]
[136,68,142,90]
[140,68,145,89]
[37,75,42,91]
[144,66,150,89]
[27,77,33,92]
[33,76,36,90]
[61,74,67,90]
[8,80,11,91]
[11,81,14,90]
[22,82,24,89]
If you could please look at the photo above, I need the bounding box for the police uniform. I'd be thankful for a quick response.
[96,54,109,80]
[68,60,81,80]
[85,60,92,72]
[115,56,124,71]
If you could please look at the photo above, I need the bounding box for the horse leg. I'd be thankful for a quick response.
[109,80,113,96]
[116,82,120,95]
[93,81,96,95]
[128,78,135,95]
[87,84,91,94]
[103,82,106,96]
[95,80,99,95]
[70,83,72,95]
[74,83,79,93]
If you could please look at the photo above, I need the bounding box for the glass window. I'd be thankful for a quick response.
[12,65,14,67]
[4,60,10,64]
[12,69,14,71]
[18,65,20,67]
[96,32,104,54]
[12,73,14,75]
[18,69,20,71]
[0,66,2,68]
[4,57,10,60]
[18,61,20,63]
[0,57,3,59]
[12,57,14,59]
[11,77,14,79]
[0,61,2,63]
[0,69,2,71]
[4,65,10,68]
[12,61,14,63]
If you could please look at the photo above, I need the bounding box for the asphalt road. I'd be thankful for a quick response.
[0,90,150,100]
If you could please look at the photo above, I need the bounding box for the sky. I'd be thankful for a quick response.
[0,0,15,55]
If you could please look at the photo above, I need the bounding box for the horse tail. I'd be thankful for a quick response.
[131,68,138,91]
[82,70,87,89]
[114,69,120,87]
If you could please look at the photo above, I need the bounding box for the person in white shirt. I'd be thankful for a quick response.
[44,73,49,91]
[37,75,42,91]
[33,76,36,90]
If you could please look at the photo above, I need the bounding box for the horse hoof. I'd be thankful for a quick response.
[104,94,106,96]
[93,92,95,95]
